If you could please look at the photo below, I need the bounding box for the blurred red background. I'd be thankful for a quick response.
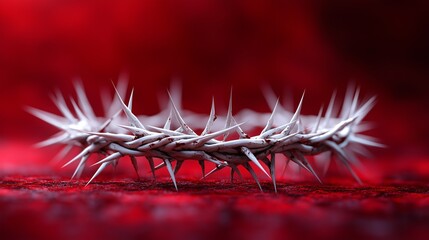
[1,0,429,156]
[1,1,429,240]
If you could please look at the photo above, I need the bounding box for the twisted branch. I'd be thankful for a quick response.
[29,82,383,191]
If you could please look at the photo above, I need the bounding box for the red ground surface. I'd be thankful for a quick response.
[1,176,429,240]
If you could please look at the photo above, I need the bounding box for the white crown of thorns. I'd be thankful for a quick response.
[29,81,383,192]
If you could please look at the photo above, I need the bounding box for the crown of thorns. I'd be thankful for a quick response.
[29,82,382,192]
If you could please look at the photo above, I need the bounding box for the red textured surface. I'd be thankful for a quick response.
[1,1,429,240]
[1,177,429,240]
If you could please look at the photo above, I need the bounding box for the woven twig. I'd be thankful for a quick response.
[29,82,383,191]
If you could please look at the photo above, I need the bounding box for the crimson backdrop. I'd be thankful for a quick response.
[1,1,429,240]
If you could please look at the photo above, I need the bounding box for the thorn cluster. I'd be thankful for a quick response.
[29,82,383,192]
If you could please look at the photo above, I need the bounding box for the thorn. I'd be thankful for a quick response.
[71,155,89,180]
[174,160,184,175]
[52,144,73,163]
[261,98,279,134]
[259,122,293,139]
[51,90,76,121]
[230,164,243,181]
[128,88,134,110]
[322,91,336,129]
[201,98,216,136]
[350,135,386,148]
[281,155,291,176]
[164,109,173,130]
[164,159,178,191]
[130,156,140,180]
[349,87,360,119]
[118,124,151,136]
[85,162,110,187]
[201,165,225,180]
[98,109,122,132]
[282,91,305,135]
[70,99,88,122]
[261,85,278,111]
[270,153,277,193]
[354,96,377,123]
[241,147,271,179]
[145,125,182,136]
[169,80,183,111]
[223,89,234,140]
[107,78,128,117]
[154,161,166,170]
[312,105,324,133]
[147,157,156,180]
[63,144,95,168]
[35,132,69,148]
[325,141,363,185]
[112,83,145,129]
[231,117,249,139]
[167,91,196,135]
[198,160,205,177]
[293,151,322,184]
[74,82,96,121]
[243,163,263,192]
[340,84,355,119]
[90,152,122,167]
[26,107,68,130]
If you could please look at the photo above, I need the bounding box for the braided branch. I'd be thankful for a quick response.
[29,82,383,191]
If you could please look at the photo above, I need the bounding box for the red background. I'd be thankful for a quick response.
[1,1,429,240]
